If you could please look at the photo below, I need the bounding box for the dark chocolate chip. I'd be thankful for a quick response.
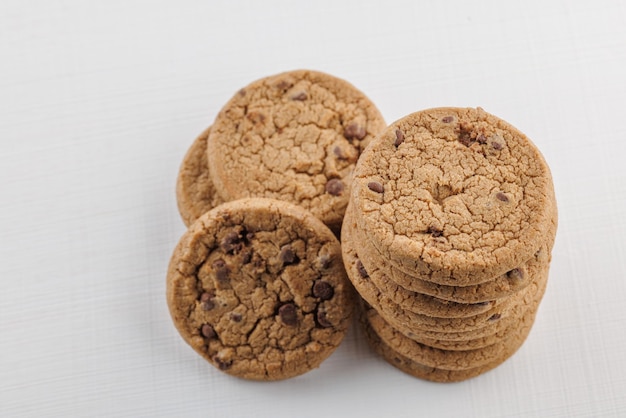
[507,268,524,281]
[241,248,253,264]
[488,313,502,321]
[492,141,503,150]
[246,111,266,125]
[367,181,384,193]
[477,134,487,144]
[200,292,216,311]
[220,231,241,254]
[212,355,232,370]
[394,129,405,147]
[278,303,298,326]
[319,254,332,269]
[496,192,509,202]
[202,300,215,311]
[279,245,297,265]
[333,146,345,160]
[312,280,334,300]
[344,123,367,140]
[316,310,332,328]
[325,179,344,196]
[238,88,246,97]
[427,226,443,237]
[245,232,255,241]
[442,116,454,123]
[458,128,473,147]
[201,324,216,339]
[356,259,369,278]
[276,80,292,90]
[291,91,307,101]
[230,313,242,322]
[213,259,230,282]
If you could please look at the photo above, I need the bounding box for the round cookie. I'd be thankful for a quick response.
[176,126,225,226]
[351,107,557,285]
[166,198,354,381]
[369,258,549,344]
[342,206,498,318]
[207,70,386,232]
[341,220,543,334]
[360,306,538,383]
[363,297,538,370]
[349,201,555,303]
[342,225,550,337]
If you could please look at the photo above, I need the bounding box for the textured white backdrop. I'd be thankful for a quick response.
[2,1,626,417]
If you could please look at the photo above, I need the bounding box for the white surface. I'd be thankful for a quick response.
[1,0,626,417]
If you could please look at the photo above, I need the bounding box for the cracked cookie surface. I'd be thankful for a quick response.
[166,198,354,380]
[207,70,386,232]
[351,107,556,284]
[176,126,224,226]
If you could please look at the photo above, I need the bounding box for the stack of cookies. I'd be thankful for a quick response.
[341,107,557,382]
[168,70,386,380]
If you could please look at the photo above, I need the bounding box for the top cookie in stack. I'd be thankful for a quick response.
[351,107,556,285]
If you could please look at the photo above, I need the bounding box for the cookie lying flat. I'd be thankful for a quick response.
[176,126,224,226]
[349,203,553,303]
[360,304,538,383]
[351,107,557,285]
[343,224,550,337]
[167,198,354,380]
[207,70,386,232]
[342,206,497,318]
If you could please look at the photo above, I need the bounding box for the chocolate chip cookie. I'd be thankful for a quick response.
[207,70,386,232]
[167,198,354,380]
[351,107,557,285]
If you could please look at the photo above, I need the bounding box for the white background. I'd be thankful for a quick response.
[2,1,626,417]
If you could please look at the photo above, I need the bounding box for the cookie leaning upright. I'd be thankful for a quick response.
[166,198,354,381]
[351,107,557,285]
[207,70,386,232]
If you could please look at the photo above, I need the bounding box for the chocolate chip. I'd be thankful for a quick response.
[279,245,297,265]
[241,248,253,264]
[278,303,298,326]
[394,129,405,147]
[356,259,369,278]
[213,259,230,282]
[200,292,216,311]
[220,231,242,254]
[316,310,332,328]
[312,280,334,300]
[333,146,345,160]
[488,313,501,321]
[367,181,384,193]
[319,254,332,269]
[477,134,487,144]
[276,80,292,90]
[458,128,473,147]
[492,141,503,150]
[344,123,367,140]
[230,313,242,322]
[238,88,246,97]
[427,226,443,237]
[201,324,216,339]
[325,179,344,196]
[212,355,232,370]
[496,192,509,202]
[442,116,454,123]
[507,268,524,281]
[246,111,266,125]
[291,91,307,101]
